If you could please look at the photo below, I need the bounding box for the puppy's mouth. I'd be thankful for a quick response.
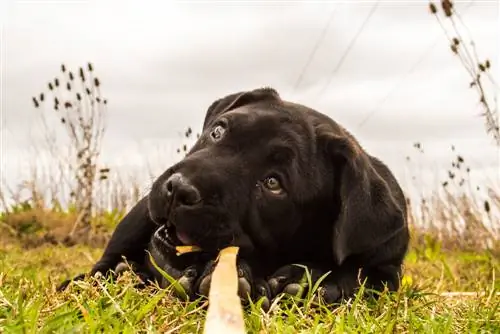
[149,194,237,252]
[153,224,195,249]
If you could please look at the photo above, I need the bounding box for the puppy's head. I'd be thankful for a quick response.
[148,88,324,254]
[148,87,407,264]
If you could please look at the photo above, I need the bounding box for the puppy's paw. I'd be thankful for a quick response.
[253,279,272,312]
[56,260,141,292]
[114,260,142,276]
[154,258,204,300]
[196,259,254,303]
[267,264,336,302]
[316,282,343,305]
[56,260,131,292]
[267,264,311,299]
[113,261,154,289]
[175,264,205,300]
[56,273,87,292]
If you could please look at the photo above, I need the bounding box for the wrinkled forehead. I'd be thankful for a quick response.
[209,105,316,164]
[224,104,275,121]
[223,105,311,143]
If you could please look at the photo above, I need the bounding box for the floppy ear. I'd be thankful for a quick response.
[202,87,281,130]
[320,126,407,266]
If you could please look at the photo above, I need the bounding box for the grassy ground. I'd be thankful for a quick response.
[0,235,499,333]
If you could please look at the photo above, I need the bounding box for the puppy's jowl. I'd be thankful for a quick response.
[58,87,410,309]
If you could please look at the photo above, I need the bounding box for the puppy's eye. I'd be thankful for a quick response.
[210,124,226,142]
[263,176,283,195]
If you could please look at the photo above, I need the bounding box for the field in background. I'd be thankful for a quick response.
[2,139,499,253]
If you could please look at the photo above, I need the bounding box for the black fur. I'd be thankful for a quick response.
[57,87,409,309]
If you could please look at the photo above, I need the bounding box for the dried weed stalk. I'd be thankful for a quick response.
[32,63,110,236]
[429,0,500,145]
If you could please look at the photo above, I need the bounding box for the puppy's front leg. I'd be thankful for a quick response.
[57,195,157,291]
[90,195,157,276]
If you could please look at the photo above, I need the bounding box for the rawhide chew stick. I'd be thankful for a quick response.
[175,245,202,256]
[203,246,245,334]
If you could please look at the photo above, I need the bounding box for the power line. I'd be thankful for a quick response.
[291,5,338,95]
[356,38,441,129]
[317,0,380,100]
[356,0,476,129]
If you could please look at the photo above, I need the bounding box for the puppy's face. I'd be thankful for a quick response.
[148,105,326,254]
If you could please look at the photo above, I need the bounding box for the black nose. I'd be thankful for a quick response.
[164,173,201,206]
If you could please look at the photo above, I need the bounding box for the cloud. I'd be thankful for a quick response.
[2,0,499,194]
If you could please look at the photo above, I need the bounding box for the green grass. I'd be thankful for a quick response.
[0,241,499,333]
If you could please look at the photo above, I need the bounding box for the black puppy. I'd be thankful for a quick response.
[58,87,409,308]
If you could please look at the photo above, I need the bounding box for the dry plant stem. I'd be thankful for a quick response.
[439,292,500,297]
[430,1,500,145]
[31,63,110,235]
[204,246,245,334]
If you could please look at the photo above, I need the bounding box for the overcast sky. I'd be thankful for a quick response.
[1,0,499,201]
